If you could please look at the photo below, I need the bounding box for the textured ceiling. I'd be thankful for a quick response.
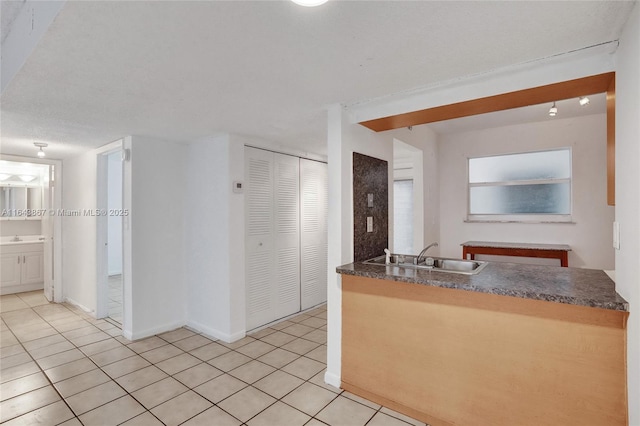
[0,1,635,159]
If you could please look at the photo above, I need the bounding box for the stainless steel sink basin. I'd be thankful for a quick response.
[363,254,488,275]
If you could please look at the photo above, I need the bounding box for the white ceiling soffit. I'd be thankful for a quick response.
[0,1,635,159]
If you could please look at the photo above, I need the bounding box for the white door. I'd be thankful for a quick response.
[300,159,328,310]
[245,147,301,330]
[42,165,54,301]
[22,252,45,285]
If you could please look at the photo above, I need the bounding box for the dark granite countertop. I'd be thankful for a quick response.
[336,261,628,312]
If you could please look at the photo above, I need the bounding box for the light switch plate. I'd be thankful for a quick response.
[367,216,373,232]
[367,193,374,208]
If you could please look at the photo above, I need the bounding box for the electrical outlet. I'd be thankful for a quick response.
[367,216,373,232]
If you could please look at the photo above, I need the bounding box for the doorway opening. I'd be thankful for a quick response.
[393,139,424,254]
[97,146,124,325]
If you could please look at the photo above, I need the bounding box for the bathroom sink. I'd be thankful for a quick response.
[363,254,487,275]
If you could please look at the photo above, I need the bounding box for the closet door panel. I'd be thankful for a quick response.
[273,154,300,319]
[245,147,275,330]
[300,159,328,310]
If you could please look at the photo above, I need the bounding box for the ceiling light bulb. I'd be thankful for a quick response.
[549,102,558,117]
[34,142,48,158]
[37,148,46,158]
[291,0,328,6]
[0,174,11,181]
[579,96,590,106]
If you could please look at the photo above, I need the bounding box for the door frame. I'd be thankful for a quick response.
[96,140,124,320]
[0,154,63,302]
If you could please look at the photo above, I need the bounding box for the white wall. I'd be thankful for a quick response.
[185,134,246,342]
[614,3,640,425]
[438,114,614,269]
[127,136,188,339]
[107,152,122,275]
[61,149,99,313]
[0,220,41,236]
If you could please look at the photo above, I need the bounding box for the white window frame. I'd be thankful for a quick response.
[466,147,573,223]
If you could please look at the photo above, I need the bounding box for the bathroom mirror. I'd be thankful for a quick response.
[0,186,43,218]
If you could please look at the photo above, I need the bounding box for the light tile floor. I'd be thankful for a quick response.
[1,291,428,426]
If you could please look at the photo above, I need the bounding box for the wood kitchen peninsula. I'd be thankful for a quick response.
[337,261,628,426]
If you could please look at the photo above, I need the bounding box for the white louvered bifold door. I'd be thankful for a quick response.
[273,154,301,320]
[245,147,275,330]
[300,158,328,310]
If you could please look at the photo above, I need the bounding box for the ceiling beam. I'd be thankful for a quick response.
[359,72,616,132]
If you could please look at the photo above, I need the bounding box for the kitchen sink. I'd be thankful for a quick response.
[363,254,488,275]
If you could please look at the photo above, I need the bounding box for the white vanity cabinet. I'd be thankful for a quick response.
[0,243,44,294]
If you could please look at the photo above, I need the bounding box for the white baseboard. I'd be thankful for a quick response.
[128,320,186,341]
[64,297,95,317]
[186,319,246,343]
[324,370,341,389]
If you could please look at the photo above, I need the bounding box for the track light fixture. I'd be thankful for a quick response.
[579,96,590,106]
[34,142,48,158]
[548,102,558,117]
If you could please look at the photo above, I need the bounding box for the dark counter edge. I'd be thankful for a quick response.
[336,264,629,312]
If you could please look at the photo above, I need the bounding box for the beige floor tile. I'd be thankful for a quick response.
[172,334,212,351]
[150,390,212,426]
[299,317,326,329]
[305,345,327,363]
[78,395,145,426]
[52,319,92,333]
[342,390,382,409]
[0,297,29,313]
[253,370,304,399]
[155,352,201,375]
[247,401,310,426]
[280,356,325,380]
[131,377,188,409]
[235,340,277,358]
[256,348,299,369]
[282,382,337,416]
[173,362,223,388]
[36,348,86,370]
[193,373,246,403]
[57,418,82,426]
[44,358,96,383]
[62,325,101,340]
[0,344,25,359]
[158,328,196,343]
[280,323,315,337]
[316,395,376,426]
[1,361,41,383]
[269,320,295,331]
[67,330,110,347]
[126,336,166,353]
[217,336,256,350]
[229,360,275,384]
[90,345,136,367]
[14,327,58,343]
[288,314,312,324]
[54,368,112,398]
[208,350,252,372]
[65,381,126,415]
[0,400,74,426]
[79,338,123,356]
[1,352,32,370]
[380,407,426,426]
[181,406,241,426]
[281,338,320,355]
[0,331,19,347]
[260,331,296,347]
[368,411,420,426]
[115,365,168,393]
[217,386,276,423]
[101,355,151,379]
[301,329,326,344]
[190,342,231,361]
[0,372,49,402]
[139,344,183,364]
[305,419,326,426]
[28,340,75,360]
[316,312,328,320]
[0,385,60,423]
[248,327,277,340]
[120,411,165,426]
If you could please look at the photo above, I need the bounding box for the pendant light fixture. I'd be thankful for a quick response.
[579,96,590,106]
[291,0,328,6]
[548,102,558,117]
[34,142,48,158]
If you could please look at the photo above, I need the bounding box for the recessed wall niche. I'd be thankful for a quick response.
[353,152,388,262]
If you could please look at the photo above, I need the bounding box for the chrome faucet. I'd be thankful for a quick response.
[417,242,438,264]
[11,235,21,242]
